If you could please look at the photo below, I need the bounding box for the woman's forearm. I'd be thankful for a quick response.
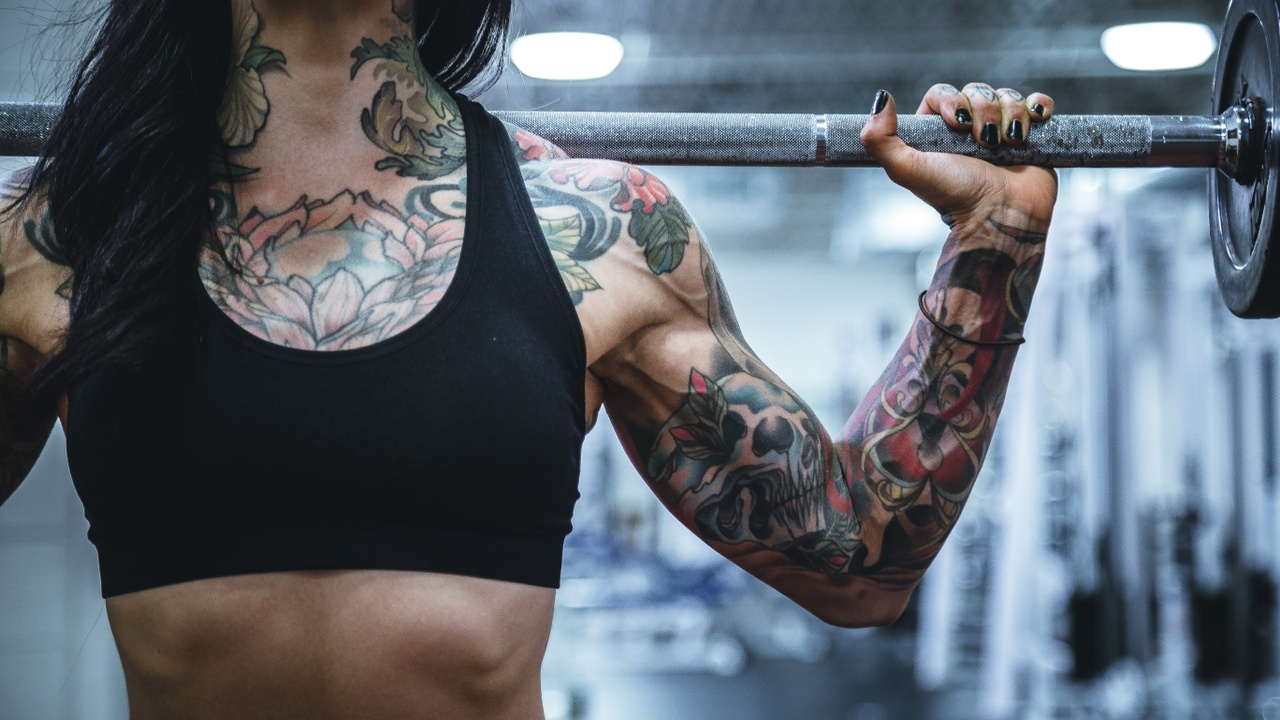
[833,207,1048,588]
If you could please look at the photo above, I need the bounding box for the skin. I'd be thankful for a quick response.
[0,0,1058,717]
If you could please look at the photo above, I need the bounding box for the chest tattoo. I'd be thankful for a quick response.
[200,184,465,351]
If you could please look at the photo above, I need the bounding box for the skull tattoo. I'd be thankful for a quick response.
[648,370,865,575]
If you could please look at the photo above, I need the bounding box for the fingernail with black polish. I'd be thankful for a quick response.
[981,123,999,146]
[872,90,889,116]
[1009,120,1024,142]
[955,108,972,126]
[1032,103,1045,117]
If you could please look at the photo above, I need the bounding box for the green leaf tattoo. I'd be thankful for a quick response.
[350,37,425,84]
[22,214,71,298]
[630,197,691,275]
[241,46,286,72]
[540,215,600,300]
[209,154,260,182]
[670,371,741,464]
[353,38,466,181]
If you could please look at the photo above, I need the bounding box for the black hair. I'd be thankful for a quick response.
[18,0,513,398]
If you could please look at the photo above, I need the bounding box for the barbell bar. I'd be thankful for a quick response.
[0,102,1249,173]
[0,0,1276,318]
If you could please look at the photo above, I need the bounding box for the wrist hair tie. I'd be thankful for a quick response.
[917,292,1026,347]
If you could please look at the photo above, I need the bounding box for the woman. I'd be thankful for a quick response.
[0,0,1058,718]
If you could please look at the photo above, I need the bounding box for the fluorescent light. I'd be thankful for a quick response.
[511,32,625,81]
[1101,22,1216,72]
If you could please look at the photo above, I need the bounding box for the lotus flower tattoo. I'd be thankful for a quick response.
[201,190,463,351]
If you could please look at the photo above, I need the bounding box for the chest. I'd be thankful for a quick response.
[200,189,467,353]
[68,224,589,550]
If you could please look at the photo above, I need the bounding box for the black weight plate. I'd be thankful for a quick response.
[1212,0,1280,318]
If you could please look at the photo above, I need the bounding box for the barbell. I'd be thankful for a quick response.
[0,0,1276,317]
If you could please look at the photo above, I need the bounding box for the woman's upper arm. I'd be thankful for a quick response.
[496,127,902,625]
[575,169,904,626]
[0,169,64,506]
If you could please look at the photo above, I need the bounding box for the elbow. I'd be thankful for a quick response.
[756,562,919,628]
[808,601,908,630]
[796,586,914,629]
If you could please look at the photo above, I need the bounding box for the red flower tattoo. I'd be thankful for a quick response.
[513,129,568,162]
[548,161,673,215]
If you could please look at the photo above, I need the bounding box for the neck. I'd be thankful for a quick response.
[218,0,466,187]
[248,0,415,69]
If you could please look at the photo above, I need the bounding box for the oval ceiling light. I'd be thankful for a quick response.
[511,32,625,81]
[1101,22,1217,72]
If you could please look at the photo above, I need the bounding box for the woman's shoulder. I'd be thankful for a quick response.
[496,120,708,336]
[499,121,697,276]
[0,167,72,352]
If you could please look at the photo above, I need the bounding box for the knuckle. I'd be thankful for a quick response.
[962,82,999,107]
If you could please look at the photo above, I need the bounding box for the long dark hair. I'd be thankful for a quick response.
[20,0,512,398]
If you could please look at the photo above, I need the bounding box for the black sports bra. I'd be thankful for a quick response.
[65,97,587,598]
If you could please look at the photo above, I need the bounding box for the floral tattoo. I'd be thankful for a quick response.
[205,8,475,351]
[1,170,71,298]
[508,127,693,304]
[218,0,286,150]
[201,185,465,351]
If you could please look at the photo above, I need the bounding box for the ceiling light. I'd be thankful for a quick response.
[511,32,625,81]
[1101,22,1216,72]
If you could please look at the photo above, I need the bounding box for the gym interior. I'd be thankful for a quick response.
[1,0,1276,718]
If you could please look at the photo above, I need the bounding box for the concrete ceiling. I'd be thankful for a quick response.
[0,0,1232,259]
[0,1,1232,112]
[476,0,1230,260]
[483,0,1231,115]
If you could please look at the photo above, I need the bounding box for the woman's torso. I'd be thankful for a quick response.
[106,570,556,720]
[6,94,667,718]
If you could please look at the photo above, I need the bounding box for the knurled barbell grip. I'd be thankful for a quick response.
[0,101,1234,172]
[502,111,1227,171]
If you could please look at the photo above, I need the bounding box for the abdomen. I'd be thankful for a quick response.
[106,569,555,720]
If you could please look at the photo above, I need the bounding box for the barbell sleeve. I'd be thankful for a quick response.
[0,101,1233,172]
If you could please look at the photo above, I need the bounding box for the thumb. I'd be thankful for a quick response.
[859,90,923,189]
[859,90,993,216]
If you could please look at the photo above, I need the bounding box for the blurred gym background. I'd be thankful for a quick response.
[3,0,1277,718]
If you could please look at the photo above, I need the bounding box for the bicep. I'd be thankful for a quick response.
[598,225,877,569]
[597,236,912,625]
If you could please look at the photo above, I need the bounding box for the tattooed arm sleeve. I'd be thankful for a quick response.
[588,181,1044,626]
[507,124,1047,626]
[0,172,64,507]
